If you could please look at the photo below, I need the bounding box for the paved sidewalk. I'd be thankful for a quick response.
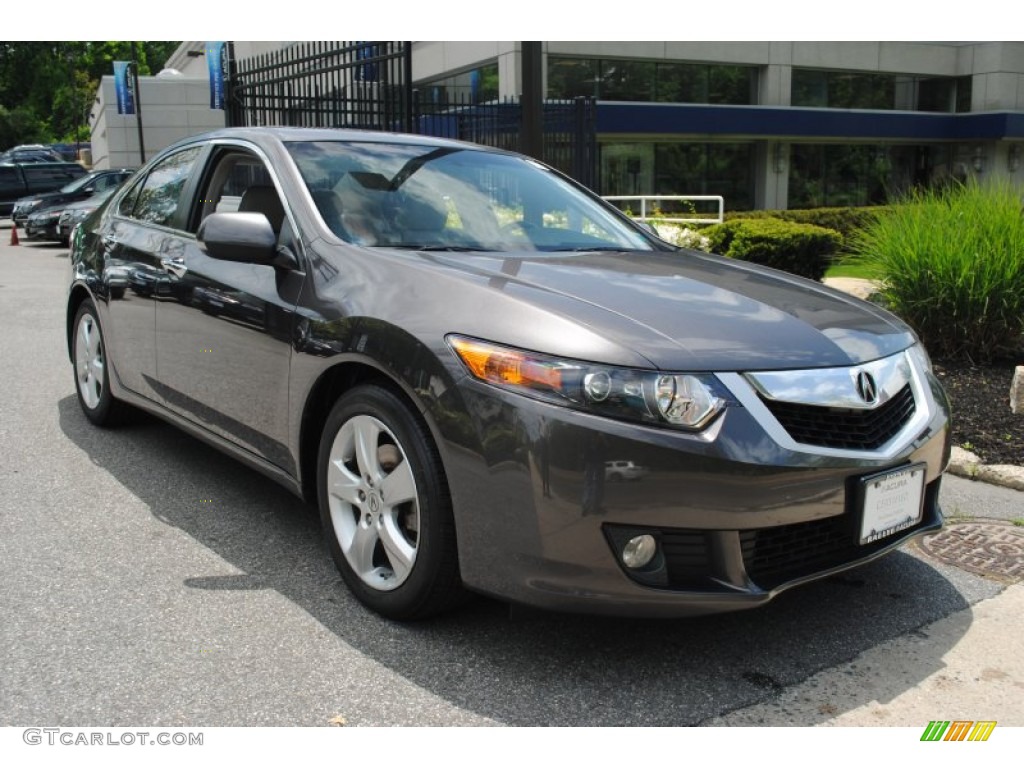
[709,583,1024,726]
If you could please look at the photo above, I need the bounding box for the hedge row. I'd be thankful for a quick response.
[702,218,843,281]
[724,206,889,249]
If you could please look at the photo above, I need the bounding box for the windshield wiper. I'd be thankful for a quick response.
[547,246,627,252]
[389,244,496,252]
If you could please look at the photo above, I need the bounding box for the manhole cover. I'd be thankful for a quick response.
[913,522,1024,583]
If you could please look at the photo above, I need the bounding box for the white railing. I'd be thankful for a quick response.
[603,195,725,225]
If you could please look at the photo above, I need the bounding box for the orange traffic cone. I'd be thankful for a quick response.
[9,223,19,246]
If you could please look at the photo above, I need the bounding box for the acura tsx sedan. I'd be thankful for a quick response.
[66,127,951,620]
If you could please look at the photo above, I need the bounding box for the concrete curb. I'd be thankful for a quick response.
[947,446,1024,492]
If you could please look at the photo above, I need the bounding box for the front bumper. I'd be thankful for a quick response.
[24,218,60,241]
[438,356,951,618]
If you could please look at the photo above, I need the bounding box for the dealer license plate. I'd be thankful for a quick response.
[858,463,926,545]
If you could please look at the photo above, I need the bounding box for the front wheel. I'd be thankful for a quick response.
[72,299,126,426]
[317,384,463,620]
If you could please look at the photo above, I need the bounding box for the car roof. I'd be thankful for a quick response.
[164,126,502,156]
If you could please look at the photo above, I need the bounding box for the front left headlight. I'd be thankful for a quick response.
[447,335,733,431]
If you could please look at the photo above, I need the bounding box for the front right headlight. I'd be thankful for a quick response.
[447,335,733,431]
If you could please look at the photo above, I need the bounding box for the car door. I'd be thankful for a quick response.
[99,145,205,401]
[153,144,305,472]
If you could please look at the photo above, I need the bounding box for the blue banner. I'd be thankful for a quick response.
[356,43,378,82]
[206,42,227,110]
[113,61,135,115]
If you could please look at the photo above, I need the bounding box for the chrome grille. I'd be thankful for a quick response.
[760,384,916,450]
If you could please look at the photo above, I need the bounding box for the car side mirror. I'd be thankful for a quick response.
[198,212,278,265]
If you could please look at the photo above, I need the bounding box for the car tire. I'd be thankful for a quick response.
[317,384,463,620]
[72,299,126,427]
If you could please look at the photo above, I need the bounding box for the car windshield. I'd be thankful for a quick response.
[59,174,93,194]
[286,140,654,253]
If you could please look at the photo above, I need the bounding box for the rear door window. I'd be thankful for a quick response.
[22,164,83,186]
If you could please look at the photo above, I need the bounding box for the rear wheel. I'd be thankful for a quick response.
[317,384,463,620]
[72,300,126,426]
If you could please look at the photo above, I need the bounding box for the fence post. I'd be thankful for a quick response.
[520,41,543,160]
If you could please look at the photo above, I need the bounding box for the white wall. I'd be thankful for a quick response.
[90,75,227,169]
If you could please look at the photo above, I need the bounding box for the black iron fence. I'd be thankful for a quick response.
[226,42,596,188]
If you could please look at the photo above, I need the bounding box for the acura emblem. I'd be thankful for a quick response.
[855,371,878,404]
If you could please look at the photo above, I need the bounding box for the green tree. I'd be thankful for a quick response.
[0,41,180,148]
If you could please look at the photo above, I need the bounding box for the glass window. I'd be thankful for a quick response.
[548,57,757,105]
[548,58,599,99]
[22,165,83,186]
[286,140,654,252]
[125,147,202,227]
[93,173,124,192]
[655,62,707,103]
[955,76,973,113]
[192,150,281,233]
[708,65,757,105]
[788,144,948,208]
[417,63,499,104]
[792,69,962,113]
[599,141,754,212]
[655,143,754,211]
[600,60,655,101]
[917,78,954,112]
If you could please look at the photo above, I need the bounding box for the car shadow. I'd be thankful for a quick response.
[58,395,976,726]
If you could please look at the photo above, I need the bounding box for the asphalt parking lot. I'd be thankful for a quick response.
[1,232,1022,729]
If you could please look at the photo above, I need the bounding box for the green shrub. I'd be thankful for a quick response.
[726,206,890,249]
[703,217,843,281]
[848,180,1024,362]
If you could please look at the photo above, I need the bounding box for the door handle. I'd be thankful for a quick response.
[160,256,187,278]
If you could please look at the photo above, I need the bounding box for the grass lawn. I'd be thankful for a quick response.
[824,261,876,280]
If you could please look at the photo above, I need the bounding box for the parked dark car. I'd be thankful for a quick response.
[66,127,951,620]
[0,144,64,163]
[23,202,66,242]
[56,186,121,245]
[12,168,133,225]
[0,161,86,218]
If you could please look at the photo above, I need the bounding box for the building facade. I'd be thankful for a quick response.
[89,72,230,170]
[165,41,1024,211]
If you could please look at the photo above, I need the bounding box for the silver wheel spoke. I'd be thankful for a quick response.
[87,325,101,360]
[378,513,415,582]
[77,321,91,357]
[327,458,361,505]
[344,520,380,576]
[352,417,382,482]
[380,458,416,506]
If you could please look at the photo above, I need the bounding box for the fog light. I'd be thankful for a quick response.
[622,534,657,569]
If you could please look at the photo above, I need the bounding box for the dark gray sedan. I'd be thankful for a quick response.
[66,127,951,620]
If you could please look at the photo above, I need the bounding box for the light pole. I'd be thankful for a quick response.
[130,42,146,164]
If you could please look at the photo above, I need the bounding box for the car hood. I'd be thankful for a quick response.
[409,248,915,371]
[18,190,69,206]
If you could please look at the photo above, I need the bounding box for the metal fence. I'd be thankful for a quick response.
[602,195,725,225]
[226,42,597,188]
[227,42,413,131]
